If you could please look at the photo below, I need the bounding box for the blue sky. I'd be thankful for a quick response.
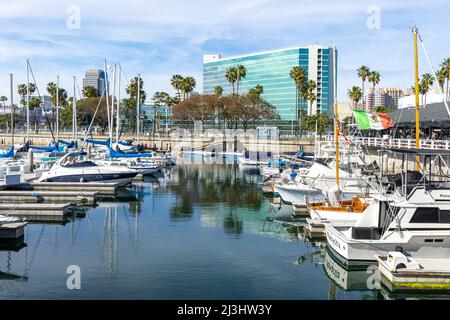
[0,0,448,103]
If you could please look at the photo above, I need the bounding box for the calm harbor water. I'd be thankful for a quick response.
[0,161,437,299]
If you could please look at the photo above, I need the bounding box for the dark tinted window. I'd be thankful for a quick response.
[410,207,439,223]
[439,210,450,223]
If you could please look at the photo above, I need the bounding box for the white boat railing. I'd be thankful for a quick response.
[319,135,450,150]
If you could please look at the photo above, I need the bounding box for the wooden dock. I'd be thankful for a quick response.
[28,182,118,196]
[0,190,97,205]
[0,222,27,239]
[0,203,70,220]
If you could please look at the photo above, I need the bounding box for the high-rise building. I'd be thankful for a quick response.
[203,45,336,120]
[82,69,106,96]
[365,87,404,110]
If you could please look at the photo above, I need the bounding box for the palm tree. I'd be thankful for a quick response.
[0,96,7,113]
[440,58,450,101]
[419,73,434,107]
[305,80,317,114]
[347,86,362,108]
[235,64,247,96]
[289,66,307,135]
[214,86,223,97]
[82,86,100,98]
[152,91,170,134]
[437,67,447,92]
[181,77,196,100]
[225,67,238,95]
[357,66,370,108]
[249,84,264,97]
[170,74,184,100]
[17,84,27,108]
[368,71,380,110]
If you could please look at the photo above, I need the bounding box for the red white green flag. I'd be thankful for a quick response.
[353,110,395,130]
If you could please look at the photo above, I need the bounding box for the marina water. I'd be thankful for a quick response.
[0,161,441,299]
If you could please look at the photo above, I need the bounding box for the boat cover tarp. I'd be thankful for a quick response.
[0,148,14,158]
[108,146,152,158]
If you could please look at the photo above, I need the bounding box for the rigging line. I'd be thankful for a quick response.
[418,32,450,118]
[27,60,56,143]
[82,94,104,144]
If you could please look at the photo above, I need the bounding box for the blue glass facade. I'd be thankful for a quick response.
[203,46,335,120]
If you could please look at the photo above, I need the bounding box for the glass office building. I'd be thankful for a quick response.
[203,45,336,120]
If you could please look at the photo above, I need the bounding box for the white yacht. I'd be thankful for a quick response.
[39,151,139,186]
[325,186,450,263]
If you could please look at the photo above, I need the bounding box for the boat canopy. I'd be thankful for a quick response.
[108,146,152,158]
[0,148,14,158]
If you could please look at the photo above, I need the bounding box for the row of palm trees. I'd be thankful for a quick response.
[170,74,197,100]
[356,65,380,108]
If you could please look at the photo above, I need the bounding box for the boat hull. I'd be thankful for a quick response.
[40,172,137,186]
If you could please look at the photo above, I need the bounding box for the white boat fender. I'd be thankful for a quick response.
[385,252,421,271]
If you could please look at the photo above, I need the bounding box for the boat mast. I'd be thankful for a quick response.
[333,45,340,186]
[413,26,420,171]
[56,75,59,142]
[111,64,117,145]
[73,76,77,142]
[103,59,111,147]
[26,59,30,142]
[136,74,141,144]
[116,64,121,143]
[10,73,14,148]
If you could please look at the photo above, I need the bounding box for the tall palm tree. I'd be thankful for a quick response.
[420,73,434,107]
[440,58,450,101]
[357,66,370,108]
[437,67,447,93]
[170,74,184,100]
[289,66,307,135]
[305,80,317,114]
[368,71,380,110]
[181,77,196,100]
[347,86,362,108]
[225,67,238,95]
[235,64,247,96]
[152,91,170,134]
[214,86,223,97]
[0,96,7,111]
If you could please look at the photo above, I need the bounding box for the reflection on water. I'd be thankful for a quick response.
[0,162,446,299]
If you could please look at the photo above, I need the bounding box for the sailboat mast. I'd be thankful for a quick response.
[103,59,111,147]
[10,73,14,148]
[116,64,121,143]
[111,64,116,144]
[136,74,141,144]
[333,46,340,186]
[56,75,59,142]
[413,26,420,171]
[26,59,30,142]
[73,76,77,142]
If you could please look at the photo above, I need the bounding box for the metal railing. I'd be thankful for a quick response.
[320,135,450,150]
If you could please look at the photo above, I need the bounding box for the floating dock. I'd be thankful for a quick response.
[0,222,27,239]
[0,190,97,205]
[0,203,70,220]
[28,182,118,196]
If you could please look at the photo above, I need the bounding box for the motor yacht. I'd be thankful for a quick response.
[39,151,139,186]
